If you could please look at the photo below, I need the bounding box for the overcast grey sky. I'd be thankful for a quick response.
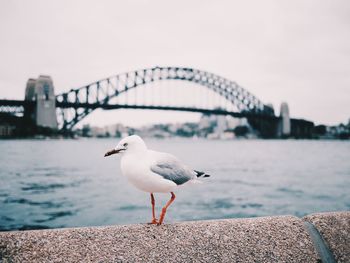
[0,0,349,126]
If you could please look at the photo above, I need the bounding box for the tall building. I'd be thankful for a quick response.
[226,116,240,129]
[25,75,58,129]
[214,115,227,134]
[279,102,291,136]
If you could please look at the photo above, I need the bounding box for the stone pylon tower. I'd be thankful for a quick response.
[279,102,291,137]
[25,75,58,129]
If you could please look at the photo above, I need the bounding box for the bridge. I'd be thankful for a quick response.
[0,66,313,138]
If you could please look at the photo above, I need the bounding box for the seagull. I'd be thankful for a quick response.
[104,135,210,225]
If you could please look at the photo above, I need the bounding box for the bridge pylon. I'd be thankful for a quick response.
[25,75,58,130]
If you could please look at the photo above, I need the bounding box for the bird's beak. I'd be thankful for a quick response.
[104,149,121,157]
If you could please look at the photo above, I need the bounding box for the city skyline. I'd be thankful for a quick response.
[1,0,349,126]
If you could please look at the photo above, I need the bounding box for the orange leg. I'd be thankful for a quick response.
[148,193,158,224]
[157,192,176,225]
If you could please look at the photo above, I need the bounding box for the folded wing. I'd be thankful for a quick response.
[150,152,195,185]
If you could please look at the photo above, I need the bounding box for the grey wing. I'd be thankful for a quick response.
[150,153,195,185]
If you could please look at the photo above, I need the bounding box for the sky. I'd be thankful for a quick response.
[0,0,349,127]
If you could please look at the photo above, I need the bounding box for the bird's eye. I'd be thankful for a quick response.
[123,143,128,147]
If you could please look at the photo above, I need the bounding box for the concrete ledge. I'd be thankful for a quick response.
[0,212,348,262]
[304,211,350,263]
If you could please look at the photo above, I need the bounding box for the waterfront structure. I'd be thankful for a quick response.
[279,102,291,137]
[25,75,58,129]
[0,123,16,137]
[1,211,348,262]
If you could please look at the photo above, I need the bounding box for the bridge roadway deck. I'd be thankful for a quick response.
[0,99,278,120]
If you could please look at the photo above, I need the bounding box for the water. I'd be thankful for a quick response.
[0,138,349,231]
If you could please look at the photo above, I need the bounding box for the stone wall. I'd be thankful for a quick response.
[0,211,349,262]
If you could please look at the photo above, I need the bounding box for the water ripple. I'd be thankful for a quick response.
[197,198,235,209]
[118,205,147,211]
[240,203,263,208]
[1,215,14,222]
[21,183,66,192]
[20,180,87,193]
[43,210,77,221]
[277,187,304,195]
[4,197,70,209]
[232,179,266,187]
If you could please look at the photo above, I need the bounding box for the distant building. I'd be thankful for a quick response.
[25,75,58,129]
[214,115,227,134]
[226,116,240,129]
[279,102,291,136]
[0,113,24,138]
[90,126,108,137]
[0,123,16,137]
[198,115,211,129]
[266,103,275,115]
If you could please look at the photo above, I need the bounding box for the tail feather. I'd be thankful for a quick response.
[194,170,210,178]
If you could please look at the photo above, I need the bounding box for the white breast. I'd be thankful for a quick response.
[120,153,177,193]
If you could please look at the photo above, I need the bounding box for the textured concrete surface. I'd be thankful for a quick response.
[0,215,319,263]
[304,211,350,263]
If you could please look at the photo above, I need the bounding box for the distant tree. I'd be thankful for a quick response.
[176,128,195,137]
[82,125,91,137]
[199,126,214,137]
[313,125,327,136]
[234,125,249,137]
[153,124,170,132]
[115,130,121,138]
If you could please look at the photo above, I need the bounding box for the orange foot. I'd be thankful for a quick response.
[148,218,158,225]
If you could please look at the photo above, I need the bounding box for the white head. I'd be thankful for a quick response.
[104,135,147,157]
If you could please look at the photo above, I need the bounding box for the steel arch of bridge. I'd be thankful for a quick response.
[56,66,274,130]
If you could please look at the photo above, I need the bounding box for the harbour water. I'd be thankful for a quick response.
[0,138,349,231]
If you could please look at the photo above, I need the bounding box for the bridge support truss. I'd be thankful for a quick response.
[56,66,275,131]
